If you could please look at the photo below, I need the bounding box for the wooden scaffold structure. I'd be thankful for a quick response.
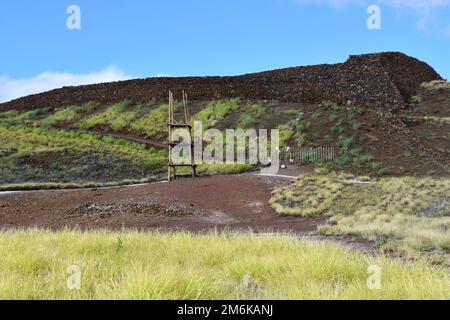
[167,90,197,181]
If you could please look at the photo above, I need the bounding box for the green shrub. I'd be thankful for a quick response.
[330,126,344,134]
[296,124,306,134]
[238,115,256,128]
[322,101,337,110]
[329,114,338,122]
[368,162,383,170]
[338,136,356,151]
[311,111,322,120]
[250,104,268,118]
[378,167,391,175]
[277,124,295,146]
[351,121,362,130]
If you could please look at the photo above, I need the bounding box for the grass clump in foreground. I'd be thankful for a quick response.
[0,230,448,300]
[270,172,450,264]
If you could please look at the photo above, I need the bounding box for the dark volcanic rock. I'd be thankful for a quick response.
[0,52,442,112]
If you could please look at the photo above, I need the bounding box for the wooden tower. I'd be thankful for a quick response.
[167,90,197,181]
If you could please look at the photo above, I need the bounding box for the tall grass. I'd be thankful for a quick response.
[0,230,448,300]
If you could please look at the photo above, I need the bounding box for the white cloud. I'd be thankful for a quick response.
[154,73,172,78]
[383,0,450,12]
[0,66,132,103]
[294,0,450,34]
[295,0,450,11]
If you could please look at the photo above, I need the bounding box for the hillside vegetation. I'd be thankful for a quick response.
[0,81,449,189]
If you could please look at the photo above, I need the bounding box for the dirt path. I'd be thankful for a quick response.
[0,174,326,234]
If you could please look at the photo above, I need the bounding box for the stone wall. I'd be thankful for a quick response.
[0,52,442,112]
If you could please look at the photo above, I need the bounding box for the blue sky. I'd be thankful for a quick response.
[0,0,449,102]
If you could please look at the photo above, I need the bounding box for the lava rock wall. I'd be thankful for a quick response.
[0,52,442,112]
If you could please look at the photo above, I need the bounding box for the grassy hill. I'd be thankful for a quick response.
[0,81,449,189]
[0,52,448,189]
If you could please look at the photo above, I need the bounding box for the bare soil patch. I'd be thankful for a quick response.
[0,174,325,235]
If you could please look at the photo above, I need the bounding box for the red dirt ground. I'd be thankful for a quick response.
[0,174,326,234]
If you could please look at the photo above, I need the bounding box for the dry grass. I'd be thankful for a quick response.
[270,172,450,264]
[402,115,450,125]
[0,230,448,300]
[421,80,450,91]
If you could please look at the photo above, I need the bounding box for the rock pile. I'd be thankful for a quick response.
[0,52,442,112]
[67,201,206,219]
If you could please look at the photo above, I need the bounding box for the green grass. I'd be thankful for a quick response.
[0,108,50,127]
[41,102,98,127]
[0,178,159,192]
[0,230,448,300]
[193,99,240,129]
[236,103,270,129]
[197,163,253,175]
[249,103,268,118]
[0,126,166,186]
[78,100,135,131]
[277,124,295,147]
[174,163,253,177]
[271,172,450,265]
[130,104,170,138]
[237,114,256,128]
[0,110,20,119]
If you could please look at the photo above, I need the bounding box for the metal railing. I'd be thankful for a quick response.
[279,146,337,166]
